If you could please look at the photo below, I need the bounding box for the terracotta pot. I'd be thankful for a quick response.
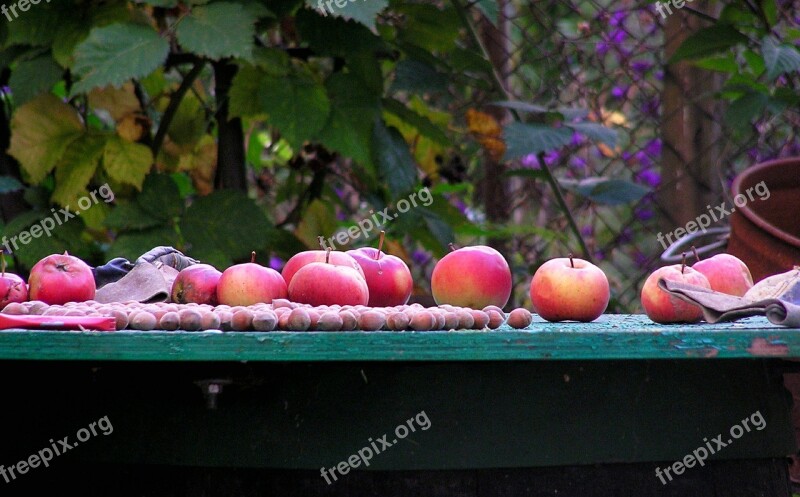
[728,157,800,282]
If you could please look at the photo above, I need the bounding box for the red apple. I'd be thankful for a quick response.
[431,244,512,309]
[216,252,288,306]
[692,252,753,297]
[282,248,365,288]
[641,256,711,323]
[29,252,96,305]
[171,264,222,305]
[288,249,369,306]
[530,256,609,322]
[347,232,413,307]
[0,272,27,309]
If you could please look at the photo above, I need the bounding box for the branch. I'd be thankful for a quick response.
[151,61,205,158]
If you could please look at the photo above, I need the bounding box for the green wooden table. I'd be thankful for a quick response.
[0,314,796,496]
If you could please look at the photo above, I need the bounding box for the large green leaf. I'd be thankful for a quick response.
[176,2,257,60]
[316,73,380,167]
[761,36,800,80]
[8,55,62,107]
[304,0,388,30]
[51,133,107,207]
[231,66,330,150]
[390,59,448,93]
[136,173,184,221]
[5,0,71,47]
[72,23,169,94]
[395,3,460,52]
[382,98,449,145]
[669,25,748,63]
[725,91,769,131]
[560,178,650,205]
[108,227,180,262]
[502,122,573,160]
[294,8,386,57]
[372,120,417,197]
[8,94,84,184]
[102,136,153,190]
[567,122,618,148]
[103,202,163,231]
[179,190,272,267]
[2,209,89,270]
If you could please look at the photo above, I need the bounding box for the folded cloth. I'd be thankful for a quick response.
[95,262,173,304]
[92,247,198,289]
[659,267,800,327]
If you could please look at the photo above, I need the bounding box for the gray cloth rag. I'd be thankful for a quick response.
[659,267,800,327]
[95,262,178,304]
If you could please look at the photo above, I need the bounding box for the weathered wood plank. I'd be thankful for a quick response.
[0,315,796,361]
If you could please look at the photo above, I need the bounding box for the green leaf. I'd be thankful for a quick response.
[761,36,800,80]
[504,169,549,180]
[567,122,618,148]
[5,1,70,47]
[475,0,499,25]
[316,72,379,167]
[372,120,417,197]
[0,176,24,194]
[72,23,169,94]
[725,92,769,131]
[231,65,330,150]
[179,190,272,267]
[502,122,573,160]
[396,3,460,52]
[390,59,448,93]
[51,133,107,207]
[109,227,180,262]
[560,178,650,205]
[103,202,164,231]
[176,2,257,60]
[692,54,739,73]
[382,98,449,145]
[167,91,206,148]
[136,173,184,221]
[305,0,388,31]
[8,55,62,107]
[8,94,84,184]
[102,136,153,190]
[295,7,386,58]
[669,25,748,63]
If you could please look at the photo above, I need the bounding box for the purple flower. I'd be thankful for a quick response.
[631,60,652,74]
[635,207,654,221]
[637,169,661,187]
[634,150,652,168]
[609,11,626,27]
[644,138,662,158]
[611,86,627,99]
[621,151,633,161]
[609,29,626,44]
[642,97,660,118]
[543,150,560,167]
[412,249,431,266]
[580,224,594,237]
[269,256,284,271]
[634,251,649,268]
[597,41,610,56]
[521,153,540,169]
[619,228,633,243]
[570,156,588,170]
[570,132,585,146]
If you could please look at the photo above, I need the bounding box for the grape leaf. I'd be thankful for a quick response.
[102,136,153,190]
[176,2,257,60]
[8,94,84,184]
[72,23,169,95]
[108,227,180,262]
[8,55,63,107]
[51,133,107,207]
[88,83,141,122]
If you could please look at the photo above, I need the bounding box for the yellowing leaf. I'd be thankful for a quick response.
[295,199,339,249]
[8,94,84,184]
[177,135,217,196]
[88,83,141,121]
[103,136,153,190]
[116,113,150,142]
[466,108,505,161]
[51,133,107,207]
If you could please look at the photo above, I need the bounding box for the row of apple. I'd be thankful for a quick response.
[0,239,752,326]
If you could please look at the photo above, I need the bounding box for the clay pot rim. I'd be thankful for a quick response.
[732,157,800,249]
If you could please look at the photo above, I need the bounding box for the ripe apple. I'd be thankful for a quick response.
[29,252,96,305]
[288,249,369,306]
[641,255,711,323]
[216,252,288,306]
[530,255,610,322]
[347,232,413,307]
[171,264,222,305]
[0,252,27,309]
[431,244,512,309]
[282,246,365,288]
[692,252,753,297]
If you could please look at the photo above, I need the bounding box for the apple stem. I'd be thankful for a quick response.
[448,243,457,252]
[376,231,385,260]
[0,251,5,277]
[250,251,256,264]
[681,252,686,274]
[691,245,700,263]
[325,247,332,264]
[568,253,574,268]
